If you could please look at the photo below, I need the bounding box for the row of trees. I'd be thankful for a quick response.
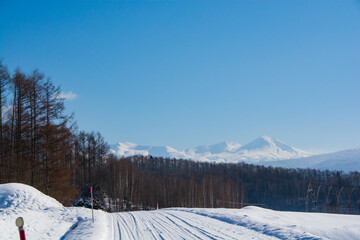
[73,131,109,189]
[93,155,360,212]
[95,156,241,210]
[0,61,77,202]
[0,61,109,204]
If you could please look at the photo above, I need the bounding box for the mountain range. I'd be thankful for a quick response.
[110,136,360,172]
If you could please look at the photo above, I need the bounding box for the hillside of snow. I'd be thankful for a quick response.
[0,183,110,240]
[2,183,360,239]
[111,136,313,163]
[265,147,360,172]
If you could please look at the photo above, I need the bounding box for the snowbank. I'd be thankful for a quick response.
[0,183,110,240]
[0,183,63,210]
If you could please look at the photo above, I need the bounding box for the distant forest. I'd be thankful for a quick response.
[95,156,360,213]
[1,61,359,213]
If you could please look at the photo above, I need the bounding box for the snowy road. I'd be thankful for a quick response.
[109,209,279,240]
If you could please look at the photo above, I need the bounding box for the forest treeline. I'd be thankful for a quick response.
[94,155,360,212]
[1,60,359,212]
[0,61,108,204]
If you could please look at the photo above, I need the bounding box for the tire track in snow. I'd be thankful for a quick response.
[110,209,280,240]
[131,211,205,239]
[159,210,268,240]
[111,214,120,240]
[159,211,228,239]
[149,211,206,239]
[139,211,187,239]
[113,212,136,239]
[137,213,165,240]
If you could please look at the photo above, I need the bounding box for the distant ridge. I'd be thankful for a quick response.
[265,147,360,172]
[111,137,360,172]
[111,136,312,163]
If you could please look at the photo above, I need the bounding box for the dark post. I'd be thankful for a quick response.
[90,186,94,223]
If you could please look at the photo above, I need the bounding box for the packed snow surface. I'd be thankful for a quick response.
[2,183,360,239]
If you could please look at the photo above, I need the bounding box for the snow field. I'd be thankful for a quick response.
[2,183,360,240]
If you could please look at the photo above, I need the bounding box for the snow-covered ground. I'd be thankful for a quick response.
[2,183,360,239]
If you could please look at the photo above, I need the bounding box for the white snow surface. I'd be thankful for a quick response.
[111,136,312,164]
[2,183,360,239]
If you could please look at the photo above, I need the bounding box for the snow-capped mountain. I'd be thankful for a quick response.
[110,142,193,160]
[111,137,360,171]
[234,136,312,162]
[265,147,360,172]
[186,141,242,155]
[111,136,312,163]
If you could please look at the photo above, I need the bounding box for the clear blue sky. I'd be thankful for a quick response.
[1,0,360,153]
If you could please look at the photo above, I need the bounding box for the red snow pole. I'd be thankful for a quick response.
[15,217,26,240]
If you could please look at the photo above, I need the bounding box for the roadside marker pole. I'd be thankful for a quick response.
[90,186,94,223]
[15,217,26,240]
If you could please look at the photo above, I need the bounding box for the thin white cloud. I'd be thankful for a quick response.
[57,91,77,101]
